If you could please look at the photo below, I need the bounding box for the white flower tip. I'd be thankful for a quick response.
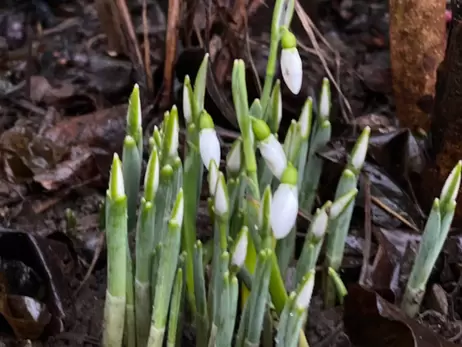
[169,114,179,157]
[271,184,298,239]
[299,98,312,138]
[182,84,192,124]
[281,48,303,95]
[231,228,248,267]
[351,127,370,170]
[320,78,331,119]
[214,173,228,216]
[226,140,242,174]
[311,208,328,239]
[200,128,221,170]
[295,273,315,310]
[441,160,462,203]
[109,154,125,198]
[259,135,288,179]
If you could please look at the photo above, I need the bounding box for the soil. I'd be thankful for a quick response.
[0,0,458,347]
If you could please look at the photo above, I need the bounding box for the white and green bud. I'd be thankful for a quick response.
[440,160,462,206]
[226,138,242,174]
[170,189,184,227]
[309,205,329,240]
[271,165,298,239]
[253,118,288,179]
[143,148,160,202]
[280,29,302,95]
[164,106,180,158]
[319,78,331,120]
[183,76,194,124]
[350,126,370,172]
[329,189,358,220]
[299,97,313,139]
[214,172,229,216]
[199,112,221,170]
[295,271,315,310]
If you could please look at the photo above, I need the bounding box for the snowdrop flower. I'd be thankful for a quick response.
[295,271,315,310]
[199,111,221,170]
[231,227,248,268]
[280,29,302,95]
[350,126,370,172]
[271,165,298,239]
[252,118,287,179]
[214,172,229,216]
[440,160,462,205]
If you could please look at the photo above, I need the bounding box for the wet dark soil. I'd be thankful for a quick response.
[0,0,459,346]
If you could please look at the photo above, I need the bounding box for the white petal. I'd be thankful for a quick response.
[183,84,192,124]
[231,230,248,267]
[310,208,328,239]
[271,184,298,239]
[258,135,287,179]
[200,128,221,170]
[281,48,303,95]
[295,274,315,310]
[214,174,228,216]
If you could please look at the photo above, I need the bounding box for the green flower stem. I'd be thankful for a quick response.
[167,268,184,347]
[216,272,231,347]
[103,154,127,347]
[276,228,296,276]
[258,156,274,193]
[135,199,155,347]
[261,0,290,117]
[148,191,184,347]
[122,136,142,233]
[182,125,202,314]
[300,120,332,213]
[324,170,358,307]
[193,242,209,347]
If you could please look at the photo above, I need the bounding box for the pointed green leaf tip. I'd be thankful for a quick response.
[199,111,215,130]
[108,153,125,200]
[144,148,159,202]
[280,163,298,186]
[252,118,271,141]
[127,84,141,136]
[281,28,297,49]
[440,160,462,207]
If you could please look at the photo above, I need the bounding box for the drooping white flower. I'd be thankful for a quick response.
[259,135,287,179]
[199,128,221,170]
[271,183,298,239]
[281,48,302,95]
